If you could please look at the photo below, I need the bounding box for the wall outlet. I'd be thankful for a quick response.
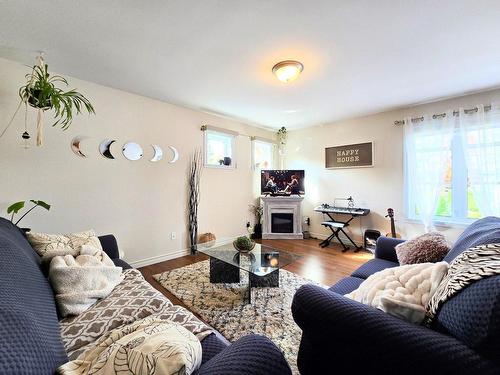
[171,232,176,240]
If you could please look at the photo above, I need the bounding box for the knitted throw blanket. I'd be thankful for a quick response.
[49,245,123,317]
[424,243,500,326]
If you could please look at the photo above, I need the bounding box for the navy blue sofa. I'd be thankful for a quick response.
[0,218,291,375]
[292,216,500,374]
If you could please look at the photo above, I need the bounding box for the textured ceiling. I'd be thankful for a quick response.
[1,0,500,129]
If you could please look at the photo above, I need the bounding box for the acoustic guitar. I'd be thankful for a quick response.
[385,208,401,238]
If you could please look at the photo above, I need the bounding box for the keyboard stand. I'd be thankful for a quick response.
[319,213,362,252]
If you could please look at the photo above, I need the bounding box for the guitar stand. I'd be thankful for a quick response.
[319,214,362,252]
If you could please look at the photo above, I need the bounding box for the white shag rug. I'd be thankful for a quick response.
[153,260,323,374]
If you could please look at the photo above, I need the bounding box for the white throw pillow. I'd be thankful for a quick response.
[345,262,449,324]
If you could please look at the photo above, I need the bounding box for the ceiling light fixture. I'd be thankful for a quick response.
[272,60,304,83]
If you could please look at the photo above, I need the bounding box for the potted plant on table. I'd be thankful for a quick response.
[233,236,256,253]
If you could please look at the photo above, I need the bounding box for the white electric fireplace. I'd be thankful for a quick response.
[261,196,304,239]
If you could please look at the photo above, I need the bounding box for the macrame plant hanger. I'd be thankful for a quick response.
[0,52,44,148]
[34,53,44,146]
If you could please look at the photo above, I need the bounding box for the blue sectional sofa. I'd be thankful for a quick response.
[0,218,291,375]
[292,216,500,375]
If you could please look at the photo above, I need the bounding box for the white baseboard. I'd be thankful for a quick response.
[128,234,247,268]
[129,248,190,268]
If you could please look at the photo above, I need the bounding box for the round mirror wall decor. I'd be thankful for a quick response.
[122,142,143,161]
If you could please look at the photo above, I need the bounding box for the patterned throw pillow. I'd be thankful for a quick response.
[26,229,103,258]
[395,232,450,265]
[58,317,202,375]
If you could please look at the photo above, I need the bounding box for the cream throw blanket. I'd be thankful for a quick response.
[49,245,123,317]
[57,316,202,375]
[345,262,449,324]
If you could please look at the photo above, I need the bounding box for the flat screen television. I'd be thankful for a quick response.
[261,170,305,196]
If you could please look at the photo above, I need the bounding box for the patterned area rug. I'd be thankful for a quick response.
[153,260,323,374]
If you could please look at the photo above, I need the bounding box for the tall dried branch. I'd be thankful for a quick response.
[187,148,203,254]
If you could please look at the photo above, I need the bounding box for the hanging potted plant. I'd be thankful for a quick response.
[277,126,287,146]
[277,126,287,156]
[18,59,95,146]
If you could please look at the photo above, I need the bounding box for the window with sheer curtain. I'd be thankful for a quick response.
[404,104,500,230]
[252,139,276,170]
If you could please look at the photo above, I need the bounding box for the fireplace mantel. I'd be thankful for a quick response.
[261,196,304,239]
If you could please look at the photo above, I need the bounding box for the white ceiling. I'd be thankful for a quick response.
[2,0,500,129]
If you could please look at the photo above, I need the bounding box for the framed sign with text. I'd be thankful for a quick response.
[325,142,373,169]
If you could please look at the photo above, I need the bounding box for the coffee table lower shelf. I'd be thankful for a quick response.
[209,257,279,304]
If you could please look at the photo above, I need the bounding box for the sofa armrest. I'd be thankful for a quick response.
[374,236,405,262]
[292,284,498,374]
[197,334,291,375]
[98,235,119,259]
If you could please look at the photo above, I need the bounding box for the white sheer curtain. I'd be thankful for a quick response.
[404,112,454,231]
[458,103,500,217]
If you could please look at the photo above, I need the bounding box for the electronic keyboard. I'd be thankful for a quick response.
[314,204,370,216]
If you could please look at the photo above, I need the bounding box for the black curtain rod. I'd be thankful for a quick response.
[394,105,492,126]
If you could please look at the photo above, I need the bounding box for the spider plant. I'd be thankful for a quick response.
[19,64,95,130]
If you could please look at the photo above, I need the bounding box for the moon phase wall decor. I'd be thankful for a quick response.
[168,145,179,163]
[99,139,116,159]
[72,137,178,163]
[122,142,143,161]
[71,136,89,158]
[150,144,163,162]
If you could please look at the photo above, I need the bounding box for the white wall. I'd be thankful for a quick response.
[0,58,273,266]
[285,89,500,245]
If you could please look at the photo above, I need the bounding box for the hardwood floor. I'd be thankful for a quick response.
[138,238,373,313]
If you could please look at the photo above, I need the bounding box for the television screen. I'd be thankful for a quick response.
[261,170,305,195]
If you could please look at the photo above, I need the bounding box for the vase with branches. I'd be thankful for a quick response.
[187,149,203,254]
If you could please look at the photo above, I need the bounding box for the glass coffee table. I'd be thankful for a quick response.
[195,241,301,303]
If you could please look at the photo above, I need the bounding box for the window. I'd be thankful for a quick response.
[407,133,477,224]
[252,139,276,170]
[405,106,500,226]
[204,129,236,168]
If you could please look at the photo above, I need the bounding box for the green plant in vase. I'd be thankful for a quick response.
[249,203,263,239]
[7,200,51,231]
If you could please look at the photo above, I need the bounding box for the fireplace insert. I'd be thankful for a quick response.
[271,213,294,233]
